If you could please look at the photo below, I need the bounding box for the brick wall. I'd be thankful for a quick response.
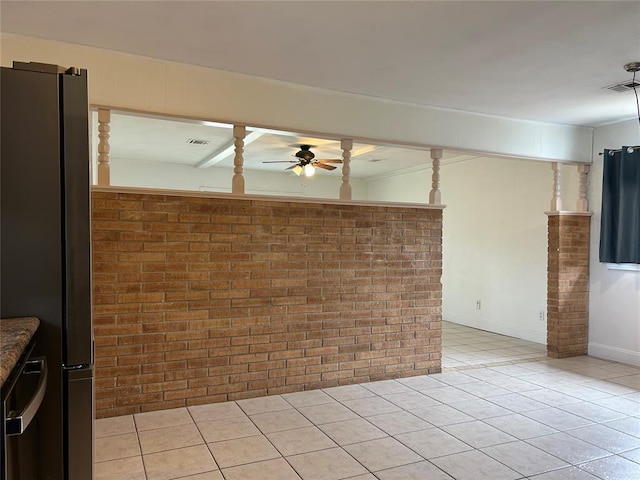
[92,190,443,418]
[546,213,591,358]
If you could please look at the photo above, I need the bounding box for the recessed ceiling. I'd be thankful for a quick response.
[96,111,473,179]
[3,1,640,127]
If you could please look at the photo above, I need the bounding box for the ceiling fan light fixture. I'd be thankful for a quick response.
[292,165,303,176]
[304,164,315,177]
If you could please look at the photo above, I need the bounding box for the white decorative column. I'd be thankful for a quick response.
[232,125,246,194]
[97,108,111,186]
[550,162,562,212]
[428,148,443,204]
[340,138,353,200]
[576,164,589,213]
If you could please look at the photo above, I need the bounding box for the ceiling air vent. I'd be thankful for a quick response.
[187,138,210,145]
[604,80,640,93]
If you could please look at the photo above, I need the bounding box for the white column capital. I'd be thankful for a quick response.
[341,138,353,151]
[233,124,246,138]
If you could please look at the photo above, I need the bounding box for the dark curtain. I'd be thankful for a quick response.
[599,147,640,263]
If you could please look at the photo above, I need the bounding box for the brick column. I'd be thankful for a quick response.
[546,213,591,358]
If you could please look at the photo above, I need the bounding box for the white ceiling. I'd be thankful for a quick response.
[98,111,475,178]
[3,1,640,128]
[4,1,640,178]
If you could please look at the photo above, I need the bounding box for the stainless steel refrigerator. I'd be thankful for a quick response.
[1,62,93,480]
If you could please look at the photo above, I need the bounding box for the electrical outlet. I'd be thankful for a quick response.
[539,311,545,321]
[476,300,481,310]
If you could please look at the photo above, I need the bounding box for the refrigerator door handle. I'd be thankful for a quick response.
[5,357,48,436]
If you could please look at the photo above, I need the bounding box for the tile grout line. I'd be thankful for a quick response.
[184,404,223,478]
[280,393,374,479]
[94,323,640,480]
[131,414,149,480]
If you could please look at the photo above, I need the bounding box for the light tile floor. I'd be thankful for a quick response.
[441,321,548,370]
[95,324,640,480]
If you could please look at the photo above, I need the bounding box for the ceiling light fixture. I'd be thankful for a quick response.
[624,62,640,133]
[292,165,303,176]
[304,164,316,177]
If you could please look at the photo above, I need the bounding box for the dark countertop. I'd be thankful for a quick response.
[0,317,39,387]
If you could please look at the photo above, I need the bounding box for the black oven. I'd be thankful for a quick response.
[1,342,48,480]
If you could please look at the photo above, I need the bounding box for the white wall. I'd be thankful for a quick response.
[7,32,619,352]
[110,158,367,200]
[364,165,431,204]
[440,157,550,343]
[367,156,580,344]
[588,119,640,365]
[1,33,593,163]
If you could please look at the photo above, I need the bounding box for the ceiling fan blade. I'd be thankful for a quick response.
[285,164,298,170]
[262,160,298,163]
[315,163,337,171]
[316,159,343,164]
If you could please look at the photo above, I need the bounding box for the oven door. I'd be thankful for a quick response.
[2,343,48,480]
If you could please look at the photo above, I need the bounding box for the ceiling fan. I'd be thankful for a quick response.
[263,144,342,176]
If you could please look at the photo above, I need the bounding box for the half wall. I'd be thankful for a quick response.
[91,189,443,417]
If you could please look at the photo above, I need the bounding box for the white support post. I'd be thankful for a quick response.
[97,108,111,186]
[576,164,589,212]
[340,138,353,200]
[550,162,562,212]
[232,125,246,194]
[428,148,443,204]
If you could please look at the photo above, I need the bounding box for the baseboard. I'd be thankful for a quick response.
[588,343,640,367]
[445,317,546,344]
